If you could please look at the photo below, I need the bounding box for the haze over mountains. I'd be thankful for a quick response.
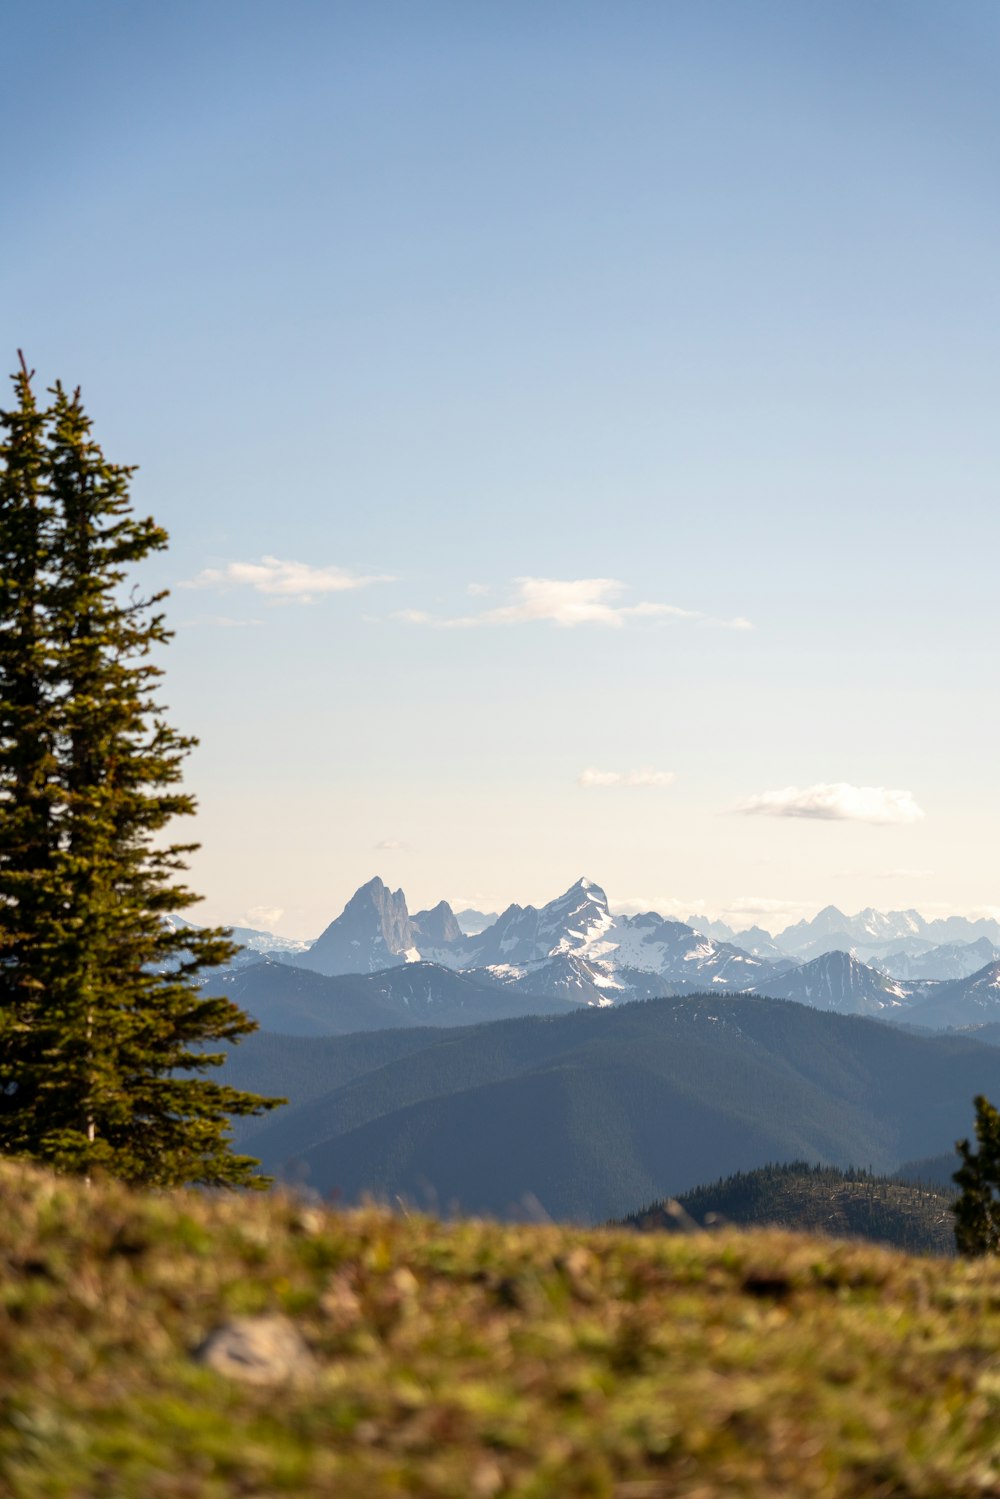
[216,875,1000,1034]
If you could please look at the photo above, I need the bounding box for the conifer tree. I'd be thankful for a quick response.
[953,1094,1000,1256]
[0,355,63,1155]
[0,360,281,1186]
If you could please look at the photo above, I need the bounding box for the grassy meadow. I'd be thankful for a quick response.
[0,1160,997,1497]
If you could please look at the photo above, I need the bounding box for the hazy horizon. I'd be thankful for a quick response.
[229,869,1000,945]
[6,2,999,940]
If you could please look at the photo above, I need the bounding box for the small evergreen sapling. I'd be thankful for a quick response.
[0,359,282,1185]
[953,1094,1000,1256]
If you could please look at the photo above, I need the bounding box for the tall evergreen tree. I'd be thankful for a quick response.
[953,1094,1000,1256]
[0,355,63,1155]
[0,361,281,1186]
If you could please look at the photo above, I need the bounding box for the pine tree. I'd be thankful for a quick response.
[953,1094,1000,1256]
[0,360,282,1186]
[0,355,63,1156]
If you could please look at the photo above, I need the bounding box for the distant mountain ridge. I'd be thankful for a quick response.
[292,878,1000,976]
[217,877,1000,1032]
[772,904,1000,960]
[291,875,780,994]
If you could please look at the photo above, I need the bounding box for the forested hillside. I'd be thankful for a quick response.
[618,1161,956,1254]
[217,993,1000,1222]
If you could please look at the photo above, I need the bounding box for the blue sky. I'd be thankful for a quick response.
[5,1,999,935]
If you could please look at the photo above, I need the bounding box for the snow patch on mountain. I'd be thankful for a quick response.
[751,951,908,1016]
[278,877,1000,1029]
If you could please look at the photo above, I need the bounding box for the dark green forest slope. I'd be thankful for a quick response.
[618,1161,957,1255]
[218,994,1000,1223]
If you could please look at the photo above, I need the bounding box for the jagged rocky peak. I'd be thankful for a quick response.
[304,876,417,977]
[684,913,726,937]
[411,900,463,948]
[344,876,413,947]
[853,907,925,940]
[455,878,616,969]
[555,876,610,917]
[803,905,850,934]
[632,910,677,930]
[541,878,614,949]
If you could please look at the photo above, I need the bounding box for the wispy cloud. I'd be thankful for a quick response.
[374,838,407,851]
[611,895,700,919]
[242,904,284,929]
[393,577,752,631]
[183,556,394,604]
[579,767,676,789]
[177,614,264,629]
[735,782,925,825]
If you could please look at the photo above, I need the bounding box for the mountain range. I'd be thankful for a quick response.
[226,876,1000,1032]
[721,903,1000,960]
[196,882,1000,1226]
[292,875,781,988]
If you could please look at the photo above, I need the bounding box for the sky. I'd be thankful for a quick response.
[4,1,1000,937]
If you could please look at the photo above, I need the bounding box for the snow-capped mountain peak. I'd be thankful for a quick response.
[545,878,614,953]
[279,879,1000,1028]
[750,949,908,1015]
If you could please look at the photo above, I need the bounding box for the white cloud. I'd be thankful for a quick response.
[611,895,701,918]
[243,904,284,930]
[578,767,676,789]
[578,768,624,788]
[184,555,394,604]
[735,782,925,826]
[375,838,406,851]
[872,867,934,880]
[394,577,752,631]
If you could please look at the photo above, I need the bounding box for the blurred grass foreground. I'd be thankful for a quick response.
[0,1160,997,1497]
